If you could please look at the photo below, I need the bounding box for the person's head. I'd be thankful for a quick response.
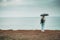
[42,16,45,18]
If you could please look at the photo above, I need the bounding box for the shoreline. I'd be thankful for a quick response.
[0,30,60,40]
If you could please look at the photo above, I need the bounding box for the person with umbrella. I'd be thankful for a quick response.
[40,14,48,32]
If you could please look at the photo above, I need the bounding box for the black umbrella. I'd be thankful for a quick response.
[40,14,49,16]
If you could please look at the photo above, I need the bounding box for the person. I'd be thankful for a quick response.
[40,16,45,32]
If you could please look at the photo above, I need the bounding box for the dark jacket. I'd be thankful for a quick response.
[41,18,45,23]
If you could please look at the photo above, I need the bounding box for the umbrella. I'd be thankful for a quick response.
[40,14,49,16]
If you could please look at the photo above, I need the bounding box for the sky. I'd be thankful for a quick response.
[0,0,60,17]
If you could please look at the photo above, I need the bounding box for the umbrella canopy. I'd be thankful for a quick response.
[40,14,49,16]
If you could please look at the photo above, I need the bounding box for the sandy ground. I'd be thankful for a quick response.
[0,30,60,40]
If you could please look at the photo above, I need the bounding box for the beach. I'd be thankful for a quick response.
[0,30,60,40]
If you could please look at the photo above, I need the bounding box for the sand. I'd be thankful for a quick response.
[0,30,60,40]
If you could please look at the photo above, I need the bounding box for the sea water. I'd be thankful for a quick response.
[0,17,60,30]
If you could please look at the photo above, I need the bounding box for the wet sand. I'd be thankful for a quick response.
[0,30,60,40]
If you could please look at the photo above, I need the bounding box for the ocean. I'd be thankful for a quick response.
[0,17,60,30]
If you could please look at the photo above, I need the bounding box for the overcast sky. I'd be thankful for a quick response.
[0,0,60,17]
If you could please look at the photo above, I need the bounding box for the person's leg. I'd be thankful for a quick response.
[41,23,45,32]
